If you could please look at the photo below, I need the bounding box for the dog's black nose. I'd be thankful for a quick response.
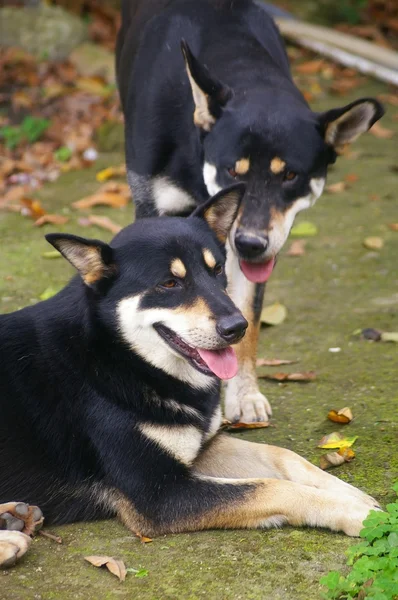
[216,313,248,344]
[235,231,268,259]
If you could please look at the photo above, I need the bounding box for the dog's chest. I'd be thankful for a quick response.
[138,405,221,466]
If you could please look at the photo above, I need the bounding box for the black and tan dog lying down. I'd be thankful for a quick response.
[0,185,380,568]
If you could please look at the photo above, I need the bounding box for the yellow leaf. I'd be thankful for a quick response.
[318,432,358,449]
[96,165,127,182]
[260,303,287,326]
[363,237,384,251]
[327,407,353,424]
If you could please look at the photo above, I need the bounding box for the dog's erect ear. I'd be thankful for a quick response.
[318,98,384,149]
[181,39,232,132]
[190,183,245,243]
[45,233,116,286]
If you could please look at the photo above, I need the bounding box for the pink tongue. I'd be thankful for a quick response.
[197,346,238,380]
[240,257,275,283]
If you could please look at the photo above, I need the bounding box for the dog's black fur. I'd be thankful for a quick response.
[0,186,248,528]
[0,185,382,539]
[116,0,384,424]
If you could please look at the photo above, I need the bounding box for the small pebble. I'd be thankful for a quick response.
[328,347,341,353]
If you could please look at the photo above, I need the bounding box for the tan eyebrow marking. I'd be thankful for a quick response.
[270,157,286,174]
[235,158,250,175]
[170,258,186,278]
[203,248,216,269]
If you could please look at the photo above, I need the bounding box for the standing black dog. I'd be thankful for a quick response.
[0,184,381,568]
[116,0,384,424]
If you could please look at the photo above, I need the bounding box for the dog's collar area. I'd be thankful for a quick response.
[154,323,215,376]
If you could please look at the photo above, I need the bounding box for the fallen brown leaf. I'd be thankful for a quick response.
[135,532,153,544]
[320,447,355,470]
[345,173,359,183]
[34,214,69,227]
[370,122,394,139]
[388,223,398,231]
[326,181,346,194]
[21,198,46,219]
[75,76,111,97]
[225,421,270,430]
[258,371,316,382]
[0,185,27,207]
[99,182,131,197]
[295,59,324,74]
[286,239,306,257]
[84,556,126,581]
[72,192,129,210]
[256,358,299,367]
[80,215,122,234]
[327,407,353,424]
[330,78,364,95]
[377,94,398,107]
[363,236,384,250]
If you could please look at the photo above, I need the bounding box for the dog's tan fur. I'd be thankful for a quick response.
[115,434,379,537]
[235,158,250,175]
[270,157,286,174]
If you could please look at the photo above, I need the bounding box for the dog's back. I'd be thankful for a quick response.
[116,0,289,112]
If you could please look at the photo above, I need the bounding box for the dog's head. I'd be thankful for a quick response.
[181,41,384,283]
[46,184,247,389]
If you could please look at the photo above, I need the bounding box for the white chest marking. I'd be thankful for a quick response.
[139,423,203,465]
[205,405,222,441]
[203,162,222,196]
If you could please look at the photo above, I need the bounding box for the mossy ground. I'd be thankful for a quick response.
[0,76,397,599]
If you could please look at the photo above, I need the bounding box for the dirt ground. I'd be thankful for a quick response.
[0,63,397,600]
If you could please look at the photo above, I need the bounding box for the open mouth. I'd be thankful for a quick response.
[239,257,275,283]
[154,323,238,380]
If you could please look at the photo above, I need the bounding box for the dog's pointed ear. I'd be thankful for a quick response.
[45,233,116,286]
[318,98,384,149]
[190,183,245,244]
[181,39,232,132]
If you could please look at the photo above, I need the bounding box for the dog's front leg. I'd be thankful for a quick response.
[225,246,270,423]
[117,472,379,538]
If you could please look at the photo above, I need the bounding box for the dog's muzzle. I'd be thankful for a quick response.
[234,230,268,260]
[216,313,248,344]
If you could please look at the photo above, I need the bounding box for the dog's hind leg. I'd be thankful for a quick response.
[224,247,270,423]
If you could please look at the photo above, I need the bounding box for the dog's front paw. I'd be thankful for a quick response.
[225,390,272,424]
[0,530,31,568]
[335,495,382,537]
[0,502,43,536]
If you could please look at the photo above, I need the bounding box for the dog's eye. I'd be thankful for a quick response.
[284,171,297,182]
[228,167,237,178]
[160,279,178,289]
[214,264,223,276]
